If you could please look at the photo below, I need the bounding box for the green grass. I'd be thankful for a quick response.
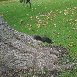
[0,0,77,76]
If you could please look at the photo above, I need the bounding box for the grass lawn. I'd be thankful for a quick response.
[0,0,77,76]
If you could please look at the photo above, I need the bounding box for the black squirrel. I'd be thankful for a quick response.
[33,35,53,43]
[33,35,42,41]
[41,37,52,43]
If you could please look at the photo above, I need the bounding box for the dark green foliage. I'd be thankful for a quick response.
[19,0,23,3]
[0,0,8,1]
